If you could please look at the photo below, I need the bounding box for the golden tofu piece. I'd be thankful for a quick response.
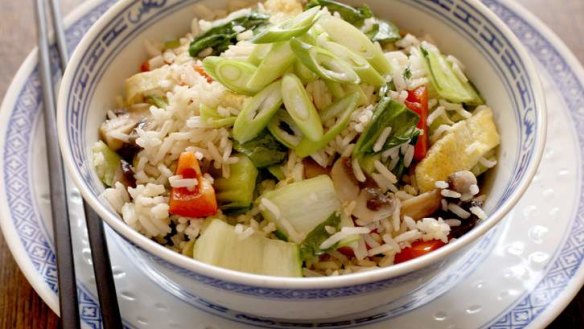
[415,106,500,192]
[125,65,172,105]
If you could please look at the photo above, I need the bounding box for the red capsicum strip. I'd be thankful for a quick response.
[169,152,218,218]
[394,239,445,264]
[404,86,429,161]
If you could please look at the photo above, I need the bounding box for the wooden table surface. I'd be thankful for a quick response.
[0,0,583,328]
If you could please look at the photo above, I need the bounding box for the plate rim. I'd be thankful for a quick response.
[0,0,117,319]
[481,0,584,327]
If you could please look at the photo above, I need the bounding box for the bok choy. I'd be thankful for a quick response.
[189,12,270,57]
[260,175,341,243]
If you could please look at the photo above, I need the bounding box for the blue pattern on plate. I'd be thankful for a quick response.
[482,1,584,328]
[0,2,136,329]
[1,0,581,328]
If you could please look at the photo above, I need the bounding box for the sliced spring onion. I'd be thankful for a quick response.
[248,43,272,66]
[202,57,260,95]
[318,16,391,75]
[317,38,385,86]
[233,80,283,143]
[252,6,322,44]
[343,83,369,106]
[324,80,345,99]
[267,110,304,148]
[294,60,318,84]
[295,92,359,157]
[246,42,296,91]
[290,38,360,84]
[281,73,324,141]
[200,104,236,128]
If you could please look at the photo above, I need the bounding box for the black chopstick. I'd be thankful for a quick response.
[33,0,80,328]
[33,0,123,328]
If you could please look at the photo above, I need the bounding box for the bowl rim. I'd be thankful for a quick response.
[57,0,547,290]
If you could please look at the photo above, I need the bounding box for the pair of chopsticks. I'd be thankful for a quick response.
[32,0,123,328]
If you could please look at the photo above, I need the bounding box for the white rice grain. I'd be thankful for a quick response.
[374,160,398,184]
[394,230,422,243]
[238,227,255,240]
[445,219,462,227]
[403,144,415,168]
[404,216,417,230]
[371,173,398,193]
[368,244,394,257]
[435,180,449,189]
[373,127,392,152]
[169,175,198,190]
[448,203,471,219]
[469,184,480,195]
[470,206,487,220]
[479,156,498,168]
[441,189,462,198]
[351,157,366,182]
[260,198,281,219]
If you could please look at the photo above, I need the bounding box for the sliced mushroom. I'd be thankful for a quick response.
[448,170,478,195]
[331,157,360,202]
[117,159,137,188]
[400,189,442,220]
[303,158,329,179]
[99,107,150,151]
[353,188,397,223]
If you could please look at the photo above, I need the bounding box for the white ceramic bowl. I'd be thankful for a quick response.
[58,0,546,321]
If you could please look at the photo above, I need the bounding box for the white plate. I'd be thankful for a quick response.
[1,0,583,328]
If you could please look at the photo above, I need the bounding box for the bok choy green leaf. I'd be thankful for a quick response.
[233,131,287,168]
[189,12,270,57]
[353,97,420,158]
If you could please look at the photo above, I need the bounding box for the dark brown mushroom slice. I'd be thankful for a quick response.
[99,106,151,151]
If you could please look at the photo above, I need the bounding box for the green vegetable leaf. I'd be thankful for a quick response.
[365,20,401,44]
[353,97,420,158]
[306,0,372,25]
[214,155,258,210]
[299,212,341,260]
[189,12,270,57]
[421,45,484,105]
[233,130,287,168]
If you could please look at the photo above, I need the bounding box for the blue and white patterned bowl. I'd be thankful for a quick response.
[57,0,546,320]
